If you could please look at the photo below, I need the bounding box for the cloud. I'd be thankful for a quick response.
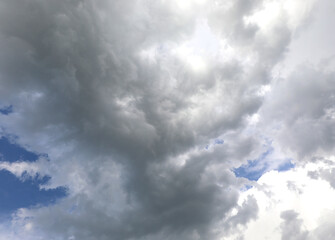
[234,159,335,240]
[0,0,333,239]
[259,65,335,160]
[280,210,309,240]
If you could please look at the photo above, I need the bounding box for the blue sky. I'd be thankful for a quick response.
[234,148,295,181]
[0,136,66,217]
[0,105,12,116]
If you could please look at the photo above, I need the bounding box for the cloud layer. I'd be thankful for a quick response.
[0,0,334,239]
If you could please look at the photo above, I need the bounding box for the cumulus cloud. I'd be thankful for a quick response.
[231,159,335,240]
[280,210,309,240]
[0,0,333,239]
[259,66,335,160]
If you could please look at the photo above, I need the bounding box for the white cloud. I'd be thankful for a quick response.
[233,159,335,240]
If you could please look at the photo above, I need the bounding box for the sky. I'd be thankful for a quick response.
[0,0,334,239]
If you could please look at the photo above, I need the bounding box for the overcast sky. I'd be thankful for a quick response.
[0,0,334,239]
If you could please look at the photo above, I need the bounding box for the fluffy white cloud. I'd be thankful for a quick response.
[232,158,335,240]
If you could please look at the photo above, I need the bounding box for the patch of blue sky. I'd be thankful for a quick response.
[0,137,39,162]
[238,184,254,192]
[0,136,66,218]
[233,147,295,181]
[0,171,67,215]
[205,138,224,150]
[0,105,13,115]
[234,160,268,181]
[214,139,224,145]
[277,160,295,172]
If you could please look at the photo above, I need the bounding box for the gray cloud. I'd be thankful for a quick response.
[260,65,335,160]
[0,0,322,239]
[280,208,335,240]
[280,210,309,240]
